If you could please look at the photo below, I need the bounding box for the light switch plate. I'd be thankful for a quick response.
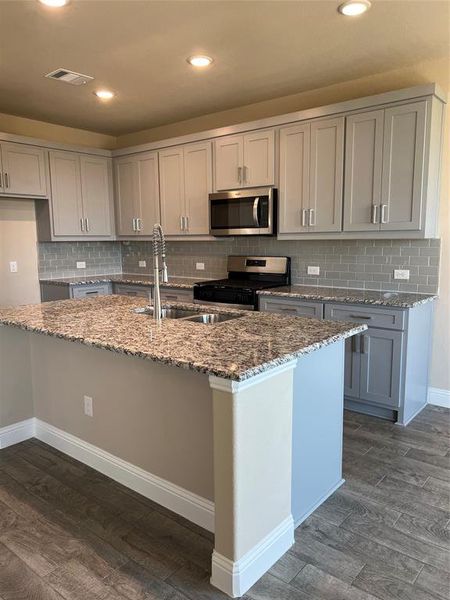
[138,260,147,268]
[196,262,205,271]
[394,269,410,280]
[83,395,93,417]
[307,266,320,276]
[9,261,18,273]
[76,261,86,269]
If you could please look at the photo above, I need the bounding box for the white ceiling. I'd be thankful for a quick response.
[0,0,448,136]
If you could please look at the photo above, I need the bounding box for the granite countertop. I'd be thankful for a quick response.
[0,296,366,381]
[39,274,208,290]
[258,285,437,309]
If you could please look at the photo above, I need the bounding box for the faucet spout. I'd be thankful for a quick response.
[152,224,168,321]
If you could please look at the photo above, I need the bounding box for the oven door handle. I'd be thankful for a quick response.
[253,197,260,227]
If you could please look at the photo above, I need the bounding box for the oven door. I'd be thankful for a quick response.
[209,188,275,236]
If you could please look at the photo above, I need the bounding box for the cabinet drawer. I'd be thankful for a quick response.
[71,283,111,299]
[259,297,323,319]
[160,288,193,303]
[324,303,405,330]
[113,283,151,298]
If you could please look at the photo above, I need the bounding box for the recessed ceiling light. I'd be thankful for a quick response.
[187,55,213,68]
[38,0,70,7]
[94,90,115,100]
[338,0,371,16]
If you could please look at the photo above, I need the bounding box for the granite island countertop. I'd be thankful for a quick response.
[0,295,366,381]
[39,274,209,289]
[258,285,437,309]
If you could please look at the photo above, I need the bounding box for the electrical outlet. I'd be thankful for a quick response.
[138,260,147,268]
[83,395,93,417]
[307,266,320,276]
[196,262,205,271]
[9,261,18,273]
[76,261,86,269]
[394,269,410,280]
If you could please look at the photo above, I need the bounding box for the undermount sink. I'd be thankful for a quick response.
[183,312,243,324]
[133,307,199,319]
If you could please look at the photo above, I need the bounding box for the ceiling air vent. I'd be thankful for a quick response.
[45,68,94,86]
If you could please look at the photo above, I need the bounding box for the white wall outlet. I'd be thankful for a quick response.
[307,266,320,276]
[394,269,410,280]
[83,395,93,417]
[76,261,86,269]
[9,261,18,273]
[138,260,147,268]
[196,262,205,271]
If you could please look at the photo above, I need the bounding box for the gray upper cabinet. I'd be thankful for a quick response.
[159,141,212,236]
[343,100,428,234]
[343,110,384,232]
[214,129,274,191]
[50,150,113,238]
[0,142,47,197]
[114,151,160,237]
[380,101,426,231]
[279,117,344,234]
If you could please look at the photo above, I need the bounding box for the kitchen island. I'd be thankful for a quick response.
[0,296,365,597]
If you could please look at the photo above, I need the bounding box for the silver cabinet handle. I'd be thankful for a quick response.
[0,173,2,188]
[371,204,378,224]
[237,166,242,184]
[243,165,248,184]
[164,294,178,300]
[349,314,372,320]
[361,335,368,354]
[80,218,85,232]
[280,307,298,313]
[252,197,260,227]
[381,204,388,224]
[301,209,307,227]
[85,217,89,232]
[185,216,189,231]
[4,172,9,189]
[180,216,184,231]
[137,218,142,231]
[132,218,136,231]
[309,208,316,226]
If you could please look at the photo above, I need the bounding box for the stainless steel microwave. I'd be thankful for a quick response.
[209,187,276,236]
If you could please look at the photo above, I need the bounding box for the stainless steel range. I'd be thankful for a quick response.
[194,256,290,310]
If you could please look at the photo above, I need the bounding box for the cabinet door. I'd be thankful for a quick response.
[1,142,47,197]
[309,117,344,232]
[278,124,310,234]
[49,151,84,236]
[359,329,403,408]
[381,101,427,231]
[243,129,275,187]
[184,142,212,235]
[214,135,243,191]
[159,147,185,235]
[80,155,112,237]
[114,157,138,236]
[344,335,361,398]
[343,110,384,232]
[136,152,160,235]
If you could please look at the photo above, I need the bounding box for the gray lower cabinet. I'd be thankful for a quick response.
[113,283,151,298]
[160,288,193,303]
[40,282,112,301]
[258,296,323,319]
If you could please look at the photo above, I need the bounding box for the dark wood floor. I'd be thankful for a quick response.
[0,405,449,600]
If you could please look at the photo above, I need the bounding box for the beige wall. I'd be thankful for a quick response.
[0,112,115,150]
[0,199,40,307]
[0,328,33,428]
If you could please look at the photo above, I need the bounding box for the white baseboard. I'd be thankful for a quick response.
[428,387,450,409]
[33,419,215,532]
[0,418,35,449]
[211,515,294,598]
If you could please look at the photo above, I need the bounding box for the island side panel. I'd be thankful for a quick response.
[0,327,34,434]
[291,339,345,526]
[209,363,296,598]
[29,334,214,502]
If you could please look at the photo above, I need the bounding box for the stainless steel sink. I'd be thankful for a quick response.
[184,313,243,324]
[134,307,199,319]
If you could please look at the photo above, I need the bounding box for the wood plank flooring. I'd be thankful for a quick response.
[0,405,448,600]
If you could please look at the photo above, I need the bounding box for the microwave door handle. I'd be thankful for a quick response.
[252,197,260,227]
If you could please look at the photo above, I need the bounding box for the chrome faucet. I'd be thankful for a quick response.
[152,224,169,322]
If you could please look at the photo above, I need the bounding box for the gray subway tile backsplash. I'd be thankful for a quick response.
[38,238,441,294]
